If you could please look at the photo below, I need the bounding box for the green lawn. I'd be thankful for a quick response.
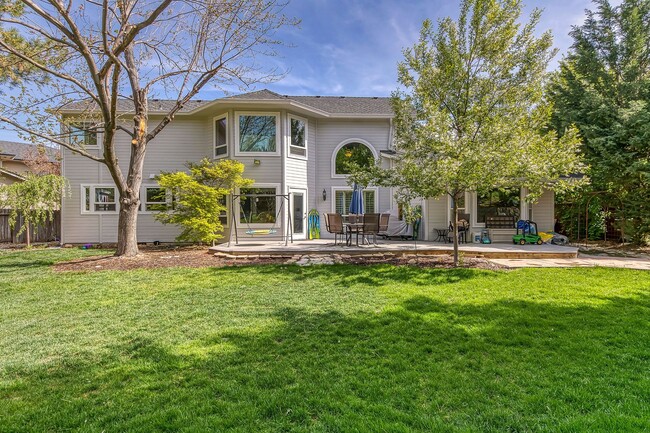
[1,249,649,432]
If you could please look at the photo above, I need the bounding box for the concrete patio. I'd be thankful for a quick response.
[211,239,578,259]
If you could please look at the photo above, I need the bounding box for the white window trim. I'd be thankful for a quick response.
[287,114,308,160]
[331,138,378,179]
[471,188,525,228]
[234,111,281,157]
[213,113,229,159]
[331,186,379,214]
[218,195,230,228]
[237,183,281,228]
[80,184,118,214]
[139,185,172,214]
[68,123,100,149]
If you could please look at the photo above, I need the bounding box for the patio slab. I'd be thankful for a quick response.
[490,256,650,270]
[210,239,578,259]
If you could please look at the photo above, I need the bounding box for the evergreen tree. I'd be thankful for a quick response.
[549,0,650,243]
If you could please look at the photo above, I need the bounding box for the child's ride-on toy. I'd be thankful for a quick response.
[513,220,543,245]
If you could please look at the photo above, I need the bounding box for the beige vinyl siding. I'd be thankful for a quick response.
[314,119,393,237]
[61,116,211,244]
[531,190,555,232]
[306,119,318,210]
[426,196,449,240]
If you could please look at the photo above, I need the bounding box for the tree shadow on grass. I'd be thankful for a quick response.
[2,294,649,432]
[214,263,495,287]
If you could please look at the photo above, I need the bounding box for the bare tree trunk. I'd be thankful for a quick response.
[452,193,459,267]
[26,220,31,248]
[116,199,139,256]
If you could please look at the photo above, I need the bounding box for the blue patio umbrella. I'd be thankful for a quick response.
[349,183,365,215]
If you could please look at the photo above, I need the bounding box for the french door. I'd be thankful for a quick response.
[289,188,307,240]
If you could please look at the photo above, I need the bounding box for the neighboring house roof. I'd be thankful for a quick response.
[0,167,26,181]
[0,140,59,162]
[59,89,394,118]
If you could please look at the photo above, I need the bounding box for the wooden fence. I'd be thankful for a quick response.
[0,209,60,244]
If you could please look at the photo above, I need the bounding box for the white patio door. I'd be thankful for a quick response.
[289,188,307,240]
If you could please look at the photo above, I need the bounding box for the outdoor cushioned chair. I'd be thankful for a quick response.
[324,213,345,246]
[378,213,390,237]
[361,213,381,245]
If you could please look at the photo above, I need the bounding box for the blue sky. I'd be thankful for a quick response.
[0,0,616,142]
[222,0,614,98]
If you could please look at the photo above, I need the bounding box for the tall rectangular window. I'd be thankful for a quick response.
[237,114,278,153]
[214,115,228,158]
[289,115,307,158]
[217,196,229,226]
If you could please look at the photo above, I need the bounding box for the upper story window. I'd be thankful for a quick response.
[236,112,279,155]
[214,114,228,158]
[289,115,307,158]
[69,124,98,148]
[334,142,375,175]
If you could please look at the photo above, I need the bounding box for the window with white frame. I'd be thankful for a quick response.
[334,142,375,175]
[214,114,228,158]
[143,187,169,212]
[239,187,277,224]
[218,196,229,226]
[69,123,98,147]
[289,115,307,158]
[82,185,117,213]
[236,113,279,154]
[476,188,520,226]
[334,189,376,215]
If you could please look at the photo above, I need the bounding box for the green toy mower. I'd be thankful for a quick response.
[513,220,543,245]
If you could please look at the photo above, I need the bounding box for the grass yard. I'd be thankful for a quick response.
[1,249,649,432]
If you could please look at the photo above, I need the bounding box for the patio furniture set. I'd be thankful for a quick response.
[323,213,390,246]
[434,213,471,244]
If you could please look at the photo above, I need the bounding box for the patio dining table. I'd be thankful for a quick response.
[343,222,365,246]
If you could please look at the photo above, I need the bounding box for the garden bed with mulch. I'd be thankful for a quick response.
[53,245,504,272]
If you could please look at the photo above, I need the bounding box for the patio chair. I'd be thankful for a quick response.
[449,215,470,243]
[324,213,345,246]
[378,213,390,238]
[361,213,381,245]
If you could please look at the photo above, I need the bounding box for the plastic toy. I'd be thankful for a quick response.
[512,220,543,245]
[480,228,491,244]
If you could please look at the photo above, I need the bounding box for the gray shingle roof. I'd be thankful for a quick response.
[60,99,212,114]
[0,140,59,162]
[61,89,393,117]
[225,89,393,115]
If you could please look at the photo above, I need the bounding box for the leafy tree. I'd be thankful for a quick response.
[549,0,650,243]
[155,158,252,244]
[352,0,584,266]
[0,173,66,246]
[0,0,296,256]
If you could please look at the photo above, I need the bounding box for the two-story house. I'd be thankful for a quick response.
[60,89,555,244]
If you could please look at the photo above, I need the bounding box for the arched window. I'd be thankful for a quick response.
[334,142,375,175]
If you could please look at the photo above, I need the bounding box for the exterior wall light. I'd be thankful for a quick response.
[322,189,327,201]
[253,159,261,165]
